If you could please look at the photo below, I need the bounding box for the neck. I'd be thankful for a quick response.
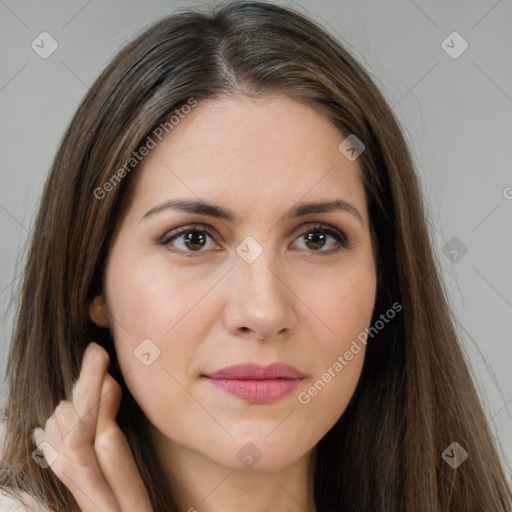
[148,423,318,512]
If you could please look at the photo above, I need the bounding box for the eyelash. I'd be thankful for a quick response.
[158,223,350,257]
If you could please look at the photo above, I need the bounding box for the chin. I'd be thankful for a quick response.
[207,434,313,474]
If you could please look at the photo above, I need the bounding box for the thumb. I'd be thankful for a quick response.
[95,374,153,512]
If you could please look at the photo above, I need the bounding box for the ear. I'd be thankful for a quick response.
[89,295,110,328]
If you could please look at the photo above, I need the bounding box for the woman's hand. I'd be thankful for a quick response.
[32,342,153,512]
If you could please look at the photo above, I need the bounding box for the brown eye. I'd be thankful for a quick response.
[292,223,348,254]
[303,231,329,251]
[161,226,217,253]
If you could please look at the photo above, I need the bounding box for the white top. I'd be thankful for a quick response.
[0,491,51,512]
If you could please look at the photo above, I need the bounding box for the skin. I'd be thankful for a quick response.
[35,95,377,512]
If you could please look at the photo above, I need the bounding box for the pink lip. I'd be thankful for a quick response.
[204,363,305,404]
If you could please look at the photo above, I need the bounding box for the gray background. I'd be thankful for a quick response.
[1,0,511,471]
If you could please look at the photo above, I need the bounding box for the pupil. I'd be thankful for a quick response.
[306,231,325,250]
[185,231,206,250]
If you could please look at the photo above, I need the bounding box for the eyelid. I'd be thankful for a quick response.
[159,223,217,245]
[290,222,350,251]
[158,221,350,254]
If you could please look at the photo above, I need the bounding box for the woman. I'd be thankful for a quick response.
[1,1,510,511]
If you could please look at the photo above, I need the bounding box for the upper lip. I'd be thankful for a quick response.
[204,362,306,380]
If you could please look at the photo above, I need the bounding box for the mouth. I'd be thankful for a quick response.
[203,362,306,404]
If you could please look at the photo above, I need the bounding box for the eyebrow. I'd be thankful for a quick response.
[142,198,363,224]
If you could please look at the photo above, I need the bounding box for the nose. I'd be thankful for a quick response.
[221,242,298,342]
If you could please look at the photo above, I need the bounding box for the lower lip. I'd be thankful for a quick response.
[205,378,302,403]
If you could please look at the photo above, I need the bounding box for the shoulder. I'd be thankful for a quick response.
[0,490,52,512]
[0,491,27,511]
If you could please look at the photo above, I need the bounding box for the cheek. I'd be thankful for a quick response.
[105,253,223,346]
[103,253,228,419]
[293,262,375,418]
[102,260,179,378]
[305,263,376,360]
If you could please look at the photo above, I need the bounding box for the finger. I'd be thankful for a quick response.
[36,401,121,512]
[45,400,93,464]
[32,427,46,446]
[40,400,88,455]
[32,427,58,469]
[33,346,122,512]
[95,374,153,512]
[73,342,111,433]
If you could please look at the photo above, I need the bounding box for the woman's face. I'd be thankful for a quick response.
[91,94,377,472]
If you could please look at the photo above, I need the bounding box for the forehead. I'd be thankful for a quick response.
[123,94,368,224]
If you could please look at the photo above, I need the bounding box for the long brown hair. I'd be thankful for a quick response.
[1,2,510,510]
